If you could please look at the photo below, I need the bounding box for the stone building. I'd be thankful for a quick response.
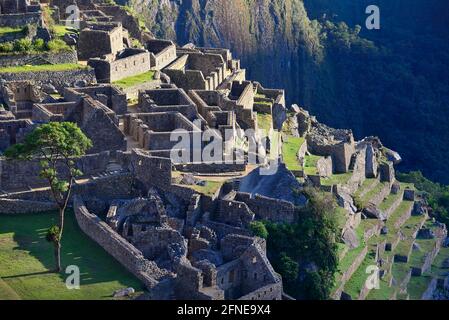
[88,48,151,83]
[145,39,177,71]
[78,22,129,60]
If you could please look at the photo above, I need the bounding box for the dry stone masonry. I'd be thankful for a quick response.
[0,0,448,301]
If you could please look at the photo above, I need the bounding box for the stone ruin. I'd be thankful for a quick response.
[0,0,448,301]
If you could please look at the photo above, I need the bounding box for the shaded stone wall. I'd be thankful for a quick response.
[0,50,77,67]
[0,68,96,93]
[0,151,113,190]
[0,12,41,27]
[129,149,172,190]
[73,196,168,294]
[234,192,296,224]
[89,49,151,83]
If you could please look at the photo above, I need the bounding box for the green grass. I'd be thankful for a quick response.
[52,25,74,37]
[304,154,321,175]
[0,211,144,300]
[391,260,411,286]
[344,250,377,299]
[354,178,378,198]
[366,278,395,300]
[407,275,432,300]
[0,63,87,73]
[430,246,449,278]
[257,113,273,134]
[337,223,367,273]
[189,181,223,197]
[321,172,353,187]
[379,191,403,212]
[360,181,389,205]
[113,71,156,88]
[0,277,20,300]
[385,200,414,230]
[282,136,305,171]
[0,26,24,37]
[409,238,435,268]
[335,207,348,231]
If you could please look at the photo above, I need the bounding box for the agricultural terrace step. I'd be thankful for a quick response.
[355,178,380,199]
[378,188,405,219]
[342,249,377,300]
[385,200,414,231]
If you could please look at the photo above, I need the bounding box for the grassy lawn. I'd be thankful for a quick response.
[0,211,144,300]
[0,26,25,37]
[0,63,87,73]
[189,180,223,197]
[52,25,74,37]
[344,250,377,298]
[257,113,273,134]
[321,172,353,187]
[0,277,20,300]
[282,136,305,171]
[385,200,414,230]
[366,277,395,300]
[379,190,403,212]
[354,178,379,199]
[360,181,388,205]
[304,154,321,175]
[113,71,156,89]
[407,275,432,300]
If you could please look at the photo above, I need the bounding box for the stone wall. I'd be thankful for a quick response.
[89,49,151,83]
[0,151,114,190]
[129,149,172,190]
[216,199,254,228]
[64,85,127,115]
[0,50,77,67]
[0,68,96,93]
[146,39,177,70]
[234,192,296,224]
[94,5,142,39]
[73,196,172,296]
[307,138,355,174]
[174,162,246,174]
[78,24,125,60]
[0,12,41,27]
[79,97,127,153]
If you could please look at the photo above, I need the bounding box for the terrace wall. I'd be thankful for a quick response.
[0,50,77,67]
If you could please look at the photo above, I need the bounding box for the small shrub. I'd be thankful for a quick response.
[13,38,33,52]
[33,38,46,51]
[353,195,366,211]
[46,39,70,52]
[0,42,14,53]
[249,221,269,239]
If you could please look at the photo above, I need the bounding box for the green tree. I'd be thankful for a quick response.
[5,122,92,272]
[249,221,269,239]
[264,188,339,300]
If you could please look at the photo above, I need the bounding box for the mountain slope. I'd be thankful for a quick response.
[130,0,449,184]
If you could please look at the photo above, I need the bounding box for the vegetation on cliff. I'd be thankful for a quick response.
[262,188,339,300]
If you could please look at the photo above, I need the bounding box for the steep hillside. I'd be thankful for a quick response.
[129,0,449,184]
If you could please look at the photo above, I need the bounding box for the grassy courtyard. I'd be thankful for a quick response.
[0,63,87,73]
[113,71,156,89]
[0,211,144,300]
[0,26,25,37]
[282,136,305,171]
